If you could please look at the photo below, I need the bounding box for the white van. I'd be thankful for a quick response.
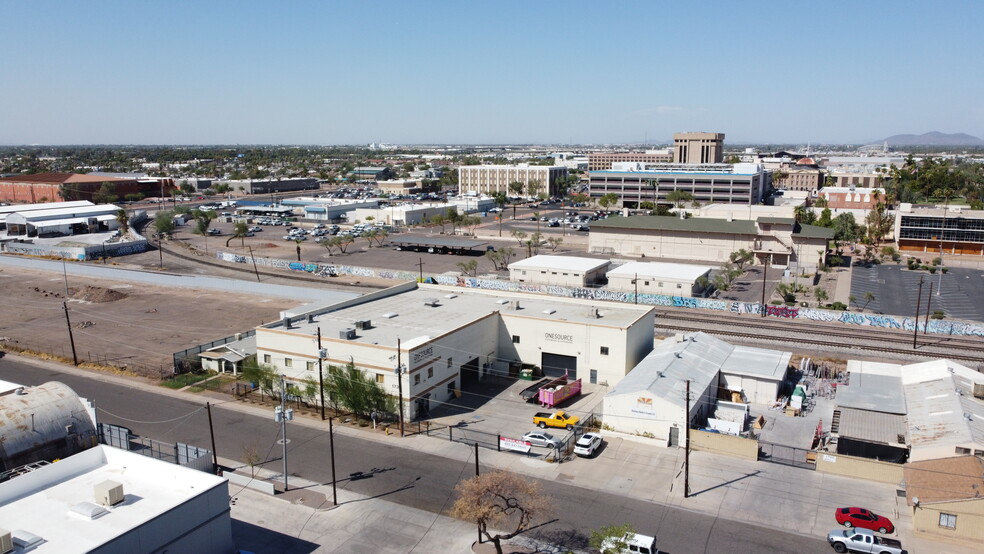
[601,533,658,554]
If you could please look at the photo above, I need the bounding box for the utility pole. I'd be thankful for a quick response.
[913,276,924,349]
[62,301,78,366]
[924,283,933,335]
[207,402,219,474]
[62,259,70,296]
[475,442,481,545]
[684,379,691,499]
[276,374,293,491]
[417,258,424,282]
[317,327,326,420]
[633,273,639,304]
[396,338,405,437]
[328,416,338,505]
[247,245,261,282]
[760,259,768,317]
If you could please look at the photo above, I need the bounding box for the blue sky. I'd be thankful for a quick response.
[2,1,982,145]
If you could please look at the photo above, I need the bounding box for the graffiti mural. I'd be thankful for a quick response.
[215,250,984,338]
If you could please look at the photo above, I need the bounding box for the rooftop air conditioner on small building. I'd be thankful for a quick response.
[0,528,12,554]
[339,328,356,340]
[95,480,125,507]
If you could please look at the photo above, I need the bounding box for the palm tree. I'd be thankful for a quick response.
[227,221,249,247]
[772,169,789,191]
[115,209,130,236]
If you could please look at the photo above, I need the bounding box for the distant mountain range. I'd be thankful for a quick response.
[882,132,983,146]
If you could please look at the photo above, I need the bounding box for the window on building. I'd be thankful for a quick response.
[512,335,520,344]
[448,381,456,396]
[284,358,293,368]
[939,513,957,529]
[677,283,683,289]
[956,447,971,455]
[428,367,433,378]
[600,346,609,355]
[263,354,271,364]
[414,374,420,385]
[447,357,453,368]
[644,281,650,286]
[658,282,663,287]
[590,369,598,384]
[376,374,384,384]
[306,361,315,371]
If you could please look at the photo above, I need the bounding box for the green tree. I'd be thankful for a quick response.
[817,207,833,228]
[508,181,525,198]
[772,169,788,191]
[590,523,637,554]
[598,193,619,209]
[324,362,393,418]
[510,229,528,246]
[666,189,694,209]
[191,208,217,236]
[546,237,563,251]
[456,259,478,277]
[93,182,118,204]
[728,249,754,271]
[115,208,130,235]
[153,210,176,237]
[227,221,249,247]
[814,288,829,306]
[240,361,278,396]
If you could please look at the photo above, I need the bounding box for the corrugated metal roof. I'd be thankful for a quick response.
[391,234,487,248]
[837,360,906,414]
[608,332,790,404]
[902,359,984,458]
[837,407,906,445]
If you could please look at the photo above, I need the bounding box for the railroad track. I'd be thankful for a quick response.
[654,310,984,366]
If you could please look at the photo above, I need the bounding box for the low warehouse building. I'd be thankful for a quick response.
[508,255,610,287]
[905,456,984,543]
[602,333,790,447]
[606,261,713,298]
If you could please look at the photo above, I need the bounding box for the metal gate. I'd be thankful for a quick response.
[758,440,816,470]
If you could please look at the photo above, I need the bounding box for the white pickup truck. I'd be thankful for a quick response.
[827,528,906,554]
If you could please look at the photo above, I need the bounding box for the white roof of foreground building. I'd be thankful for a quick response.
[507,255,610,273]
[837,360,906,414]
[275,282,651,348]
[0,445,232,553]
[902,359,984,461]
[607,261,713,281]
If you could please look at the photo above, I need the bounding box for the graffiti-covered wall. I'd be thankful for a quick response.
[217,251,984,338]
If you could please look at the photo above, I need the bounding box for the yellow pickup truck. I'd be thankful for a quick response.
[532,410,579,430]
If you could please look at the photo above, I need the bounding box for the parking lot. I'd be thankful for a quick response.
[419,372,607,459]
[850,262,984,322]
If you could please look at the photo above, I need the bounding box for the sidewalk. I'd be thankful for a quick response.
[10,354,979,554]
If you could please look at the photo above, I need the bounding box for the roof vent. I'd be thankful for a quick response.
[14,387,25,396]
[542,309,556,315]
[675,352,683,358]
[12,530,44,550]
[70,502,108,520]
[382,312,398,319]
[444,294,457,299]
[95,480,125,507]
[0,529,10,554]
[424,298,440,307]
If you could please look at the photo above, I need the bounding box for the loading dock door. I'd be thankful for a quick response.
[460,357,480,387]
[540,353,576,379]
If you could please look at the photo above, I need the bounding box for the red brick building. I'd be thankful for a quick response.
[0,173,167,204]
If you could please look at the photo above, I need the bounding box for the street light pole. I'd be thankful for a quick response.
[317,327,325,420]
[396,338,405,437]
[276,374,292,491]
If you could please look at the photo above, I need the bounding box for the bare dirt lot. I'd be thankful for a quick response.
[0,264,298,379]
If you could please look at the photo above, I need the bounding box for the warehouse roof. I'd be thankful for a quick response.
[837,407,907,446]
[591,215,834,239]
[837,360,906,414]
[607,261,713,281]
[509,255,610,273]
[902,359,984,460]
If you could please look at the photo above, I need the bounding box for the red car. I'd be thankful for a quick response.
[835,507,894,534]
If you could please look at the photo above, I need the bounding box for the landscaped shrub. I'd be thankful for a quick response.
[830,301,848,311]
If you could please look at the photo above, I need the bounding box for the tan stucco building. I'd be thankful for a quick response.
[588,150,673,171]
[508,255,610,287]
[673,132,724,164]
[905,456,984,544]
[588,215,833,267]
[457,165,568,197]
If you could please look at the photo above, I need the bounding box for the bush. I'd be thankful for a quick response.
[929,267,937,274]
[771,300,783,305]
[830,301,848,311]
[932,257,942,266]
[942,267,949,274]
[931,310,946,320]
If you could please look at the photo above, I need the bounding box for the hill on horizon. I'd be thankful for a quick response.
[883,131,983,146]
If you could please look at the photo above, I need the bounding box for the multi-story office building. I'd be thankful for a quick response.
[457,165,568,197]
[588,162,767,207]
[673,132,725,164]
[894,204,984,256]
[587,150,673,171]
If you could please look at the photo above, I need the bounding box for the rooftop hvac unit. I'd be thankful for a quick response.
[0,529,11,554]
[974,383,984,400]
[355,320,372,330]
[424,298,440,307]
[339,328,356,340]
[95,480,125,507]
